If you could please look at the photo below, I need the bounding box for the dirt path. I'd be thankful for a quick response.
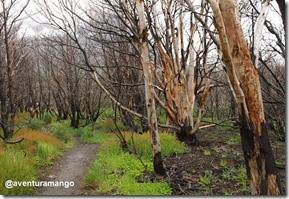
[38,139,98,195]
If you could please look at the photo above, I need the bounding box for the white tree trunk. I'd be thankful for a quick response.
[135,0,166,175]
[253,0,270,67]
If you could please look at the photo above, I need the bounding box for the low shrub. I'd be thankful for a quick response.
[73,126,90,137]
[49,123,72,143]
[43,113,53,124]
[27,119,45,130]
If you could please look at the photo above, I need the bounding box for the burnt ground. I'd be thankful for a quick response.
[37,139,98,195]
[163,127,286,196]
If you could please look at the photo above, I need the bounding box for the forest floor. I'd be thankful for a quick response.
[37,138,98,195]
[1,113,285,196]
[37,126,286,196]
[163,127,286,195]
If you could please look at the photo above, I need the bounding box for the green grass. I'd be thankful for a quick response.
[158,112,167,124]
[0,149,37,195]
[0,112,73,195]
[27,119,45,130]
[126,132,189,161]
[199,170,215,195]
[232,165,249,194]
[222,169,231,179]
[220,164,249,194]
[34,141,61,167]
[98,108,118,120]
[219,159,227,167]
[199,170,214,187]
[94,119,125,133]
[78,127,113,143]
[203,149,211,156]
[84,131,188,195]
[42,113,53,124]
[69,123,114,144]
[225,134,241,145]
[49,122,73,143]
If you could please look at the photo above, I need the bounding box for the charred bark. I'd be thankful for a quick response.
[176,125,198,146]
[207,0,282,194]
[153,152,166,176]
[239,111,281,194]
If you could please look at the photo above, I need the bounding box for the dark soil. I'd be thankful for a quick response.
[163,128,286,195]
[37,139,98,195]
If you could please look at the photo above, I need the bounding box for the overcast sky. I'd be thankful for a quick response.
[19,0,285,37]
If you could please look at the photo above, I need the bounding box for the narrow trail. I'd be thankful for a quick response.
[38,138,98,195]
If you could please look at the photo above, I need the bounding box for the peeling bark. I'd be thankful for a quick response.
[207,0,281,195]
[152,3,210,143]
[135,0,166,176]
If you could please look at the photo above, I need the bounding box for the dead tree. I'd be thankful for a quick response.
[207,0,281,195]
[135,0,166,175]
[0,0,30,141]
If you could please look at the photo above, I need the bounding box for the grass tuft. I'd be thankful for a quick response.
[34,141,61,167]
[0,149,37,195]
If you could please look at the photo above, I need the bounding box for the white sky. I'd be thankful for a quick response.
[19,0,285,37]
[20,1,49,36]
[20,0,90,36]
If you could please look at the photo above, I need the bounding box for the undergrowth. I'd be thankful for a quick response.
[0,120,67,195]
[76,119,123,143]
[94,119,125,133]
[126,132,188,161]
[78,126,113,143]
[49,122,73,143]
[34,141,61,167]
[27,119,45,130]
[0,149,37,195]
[84,131,188,195]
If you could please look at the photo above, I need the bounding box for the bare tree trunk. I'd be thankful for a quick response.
[207,0,281,195]
[253,0,270,67]
[3,5,14,139]
[230,91,236,117]
[215,88,220,119]
[135,0,166,176]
